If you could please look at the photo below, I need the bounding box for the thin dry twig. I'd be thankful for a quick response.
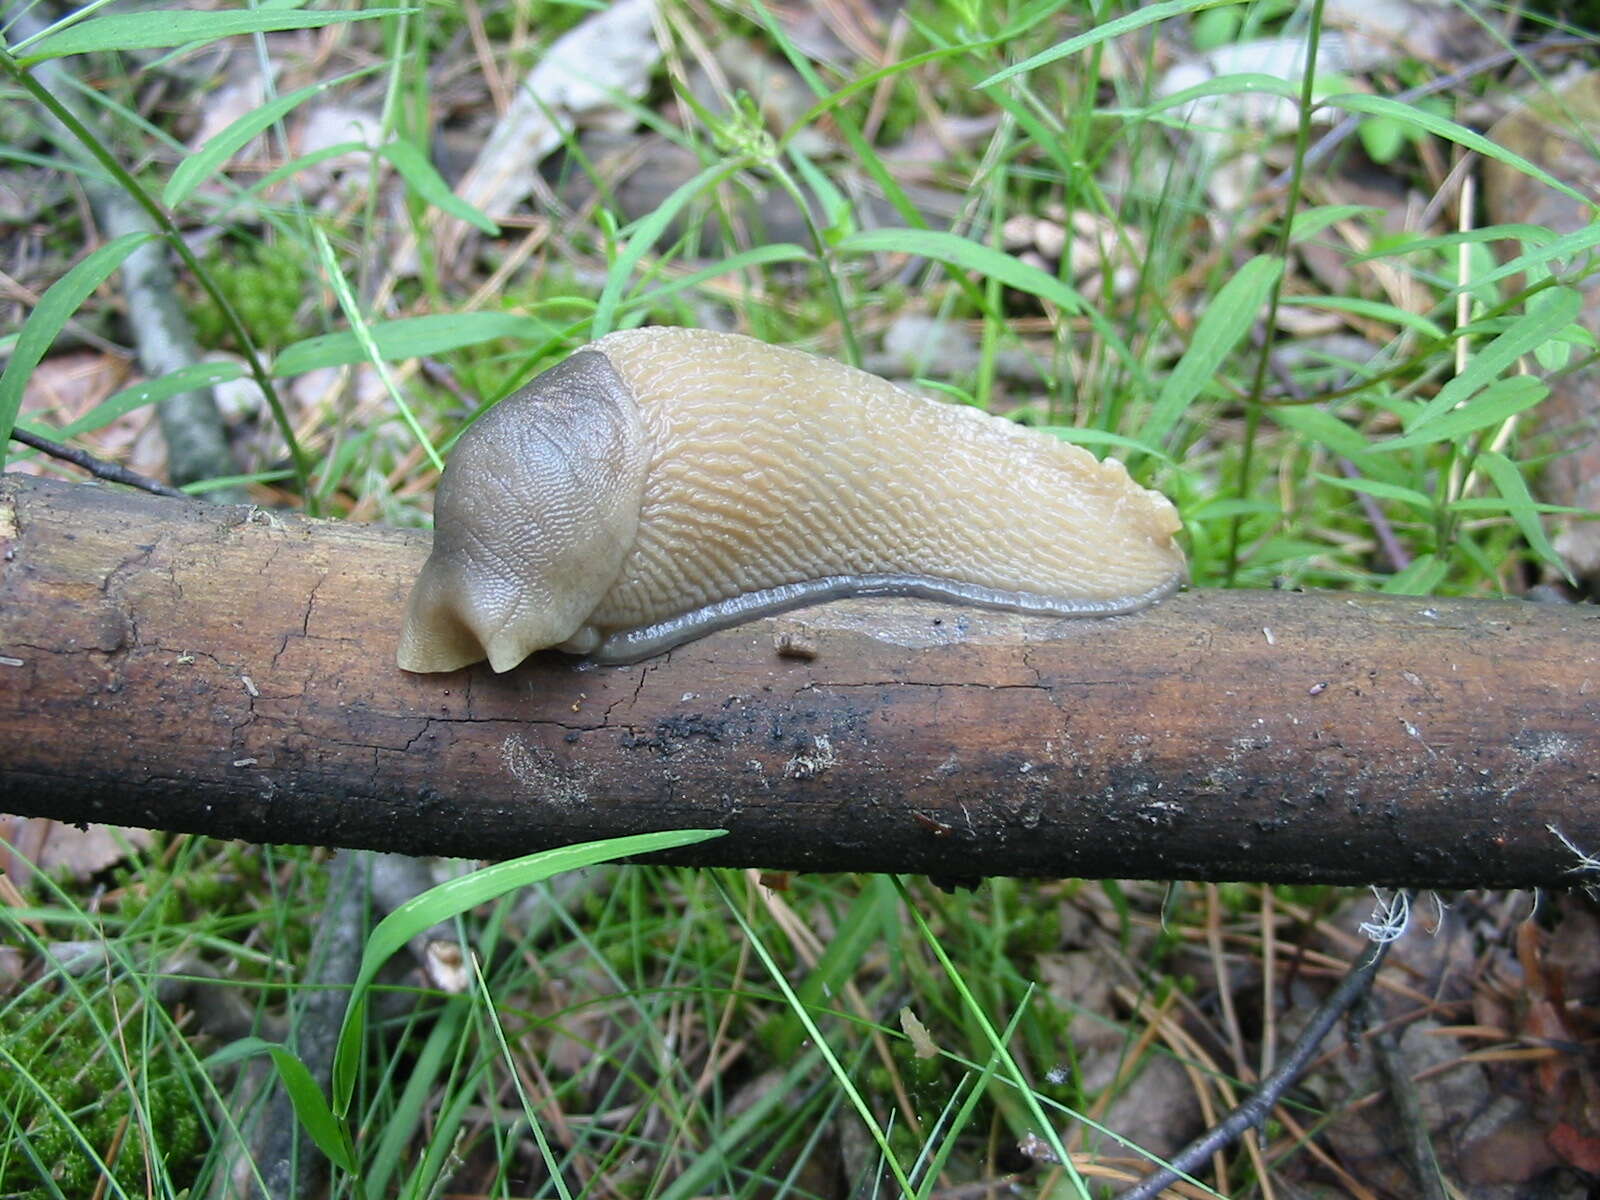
[9,426,188,498]
[1116,913,1405,1200]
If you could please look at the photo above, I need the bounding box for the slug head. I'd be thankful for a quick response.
[397,350,649,673]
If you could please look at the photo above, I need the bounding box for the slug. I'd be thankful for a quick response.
[397,326,1186,673]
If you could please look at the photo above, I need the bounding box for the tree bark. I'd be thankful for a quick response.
[2,473,1596,886]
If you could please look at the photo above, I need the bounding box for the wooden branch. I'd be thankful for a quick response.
[2,473,1596,886]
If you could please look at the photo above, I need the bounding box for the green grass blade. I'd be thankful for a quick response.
[1036,425,1174,464]
[273,311,556,376]
[1315,473,1435,512]
[1322,94,1596,210]
[49,360,248,439]
[591,158,749,339]
[1407,288,1578,428]
[893,878,1092,1198]
[1349,224,1557,263]
[1439,220,1600,301]
[1146,254,1282,448]
[1289,203,1382,242]
[621,243,812,314]
[838,228,1085,313]
[165,71,371,207]
[978,0,1232,87]
[311,224,445,472]
[17,8,411,62]
[380,140,500,234]
[207,1037,357,1173]
[764,875,894,1061]
[1380,375,1549,451]
[1279,294,1445,341]
[363,997,470,1198]
[653,1045,828,1200]
[0,230,154,470]
[716,874,917,1198]
[1381,552,1448,594]
[1475,450,1572,581]
[473,954,576,1200]
[1123,71,1303,122]
[331,829,725,1118]
[1268,404,1374,460]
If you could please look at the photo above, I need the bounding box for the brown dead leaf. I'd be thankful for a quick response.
[1549,1121,1600,1175]
[0,816,152,888]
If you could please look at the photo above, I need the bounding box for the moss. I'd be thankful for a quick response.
[0,979,204,1199]
[189,237,305,353]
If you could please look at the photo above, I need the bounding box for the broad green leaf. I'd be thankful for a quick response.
[1357,114,1406,164]
[1146,254,1282,448]
[331,828,725,1117]
[1322,94,1595,210]
[207,1038,355,1172]
[273,312,555,376]
[1380,553,1448,594]
[1279,294,1445,341]
[838,228,1085,313]
[165,71,371,207]
[380,140,499,234]
[1530,287,1579,372]
[1408,288,1579,428]
[53,360,247,439]
[1316,473,1434,512]
[1192,4,1242,50]
[0,231,154,470]
[979,0,1234,87]
[1475,450,1572,581]
[18,8,410,61]
[1377,374,1548,451]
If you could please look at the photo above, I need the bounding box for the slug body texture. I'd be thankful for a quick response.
[397,327,1186,673]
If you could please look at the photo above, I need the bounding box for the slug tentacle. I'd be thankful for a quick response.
[398,327,1187,674]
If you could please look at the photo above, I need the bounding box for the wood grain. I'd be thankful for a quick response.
[2,473,1596,885]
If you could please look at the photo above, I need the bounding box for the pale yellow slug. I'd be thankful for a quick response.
[397,326,1185,672]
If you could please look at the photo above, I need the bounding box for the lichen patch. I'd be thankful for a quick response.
[501,733,593,805]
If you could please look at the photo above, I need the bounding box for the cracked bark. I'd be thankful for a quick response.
[2,473,1598,886]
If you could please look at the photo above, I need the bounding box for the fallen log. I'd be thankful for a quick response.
[1,472,1595,886]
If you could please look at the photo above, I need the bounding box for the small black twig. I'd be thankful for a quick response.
[1361,990,1449,1200]
[1115,931,1397,1200]
[9,427,188,499]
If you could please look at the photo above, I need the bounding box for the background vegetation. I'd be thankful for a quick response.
[1,0,1597,1196]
